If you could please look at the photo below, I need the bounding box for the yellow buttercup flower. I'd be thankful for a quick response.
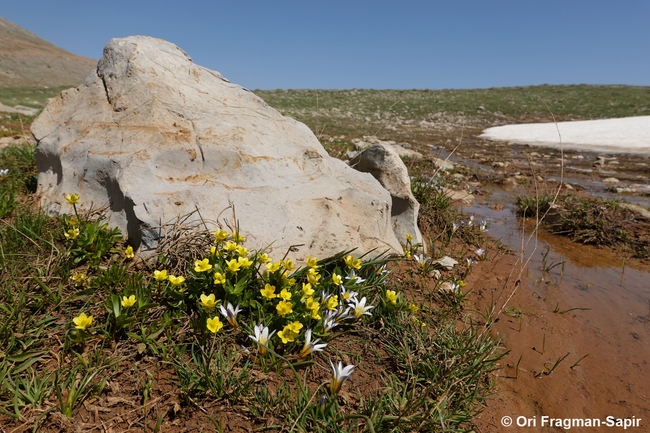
[408,303,419,313]
[124,245,134,259]
[277,329,295,344]
[153,270,168,281]
[121,295,136,308]
[199,293,219,311]
[332,273,342,285]
[226,258,241,273]
[307,268,321,285]
[64,228,80,240]
[287,321,303,334]
[279,288,292,301]
[257,253,271,263]
[224,241,238,252]
[406,233,413,242]
[233,232,245,243]
[73,312,93,330]
[305,297,319,312]
[326,295,339,311]
[237,256,253,268]
[306,256,319,269]
[236,245,248,257]
[301,283,314,297]
[214,229,229,242]
[194,258,213,273]
[266,261,282,273]
[168,275,185,286]
[386,290,398,305]
[213,272,226,285]
[344,255,362,270]
[283,258,295,271]
[206,316,224,333]
[261,283,277,299]
[404,250,411,259]
[65,193,79,205]
[276,300,293,316]
[71,272,87,287]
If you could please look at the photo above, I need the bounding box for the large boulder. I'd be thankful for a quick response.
[32,36,404,260]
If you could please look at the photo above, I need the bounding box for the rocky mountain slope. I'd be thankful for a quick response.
[0,16,96,87]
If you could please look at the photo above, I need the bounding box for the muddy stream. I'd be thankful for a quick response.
[444,152,650,432]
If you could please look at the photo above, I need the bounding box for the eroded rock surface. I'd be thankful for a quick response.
[32,36,404,260]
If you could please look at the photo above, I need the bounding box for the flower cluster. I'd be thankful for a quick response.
[146,228,385,360]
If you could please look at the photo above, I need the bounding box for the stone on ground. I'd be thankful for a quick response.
[32,36,405,261]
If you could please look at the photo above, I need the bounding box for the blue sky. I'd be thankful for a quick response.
[3,1,649,90]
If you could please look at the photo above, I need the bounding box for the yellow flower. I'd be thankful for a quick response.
[233,232,246,243]
[301,283,314,297]
[213,272,226,285]
[214,229,229,242]
[237,256,253,268]
[344,255,362,270]
[406,233,413,242]
[326,295,339,311]
[310,309,322,320]
[332,273,342,285]
[408,303,419,313]
[276,300,293,316]
[458,280,466,287]
[386,290,398,305]
[168,275,185,286]
[199,293,219,311]
[224,241,238,252]
[67,217,79,226]
[65,193,79,205]
[209,245,218,256]
[305,297,319,311]
[73,312,93,330]
[236,245,248,257]
[206,316,224,333]
[283,258,295,271]
[124,245,134,259]
[287,321,303,334]
[307,268,321,285]
[226,258,241,273]
[71,272,87,287]
[266,261,282,273]
[261,283,277,299]
[64,228,80,240]
[121,295,136,308]
[153,270,168,281]
[279,288,292,301]
[194,258,213,273]
[258,253,271,263]
[306,256,319,269]
[404,250,411,259]
[277,329,296,344]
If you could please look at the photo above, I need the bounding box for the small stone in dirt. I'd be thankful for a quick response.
[490,203,504,211]
[602,177,620,184]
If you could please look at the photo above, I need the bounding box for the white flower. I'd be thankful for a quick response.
[413,253,429,268]
[452,222,459,233]
[329,360,355,394]
[345,270,366,284]
[350,296,374,319]
[0,168,8,179]
[340,286,358,303]
[298,329,327,358]
[249,324,275,355]
[219,302,242,327]
[475,248,485,258]
[466,258,474,267]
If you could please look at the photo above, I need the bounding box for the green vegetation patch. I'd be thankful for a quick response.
[516,194,650,258]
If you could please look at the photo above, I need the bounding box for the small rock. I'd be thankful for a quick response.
[490,203,504,211]
[434,158,454,171]
[602,177,620,184]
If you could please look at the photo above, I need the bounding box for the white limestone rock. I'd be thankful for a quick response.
[32,36,403,260]
[349,143,423,247]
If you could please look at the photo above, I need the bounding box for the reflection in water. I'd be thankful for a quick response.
[464,188,650,319]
